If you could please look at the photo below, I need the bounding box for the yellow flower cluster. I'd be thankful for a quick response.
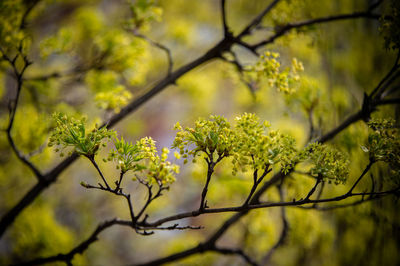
[108,136,179,185]
[248,51,304,94]
[173,113,349,182]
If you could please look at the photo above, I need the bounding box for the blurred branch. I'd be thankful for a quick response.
[304,175,322,200]
[237,0,282,38]
[220,52,258,96]
[0,47,43,180]
[131,32,173,76]
[307,106,317,141]
[368,0,384,12]
[371,50,400,98]
[221,0,230,37]
[86,156,111,190]
[252,11,380,49]
[376,98,400,105]
[136,178,168,222]
[20,0,41,29]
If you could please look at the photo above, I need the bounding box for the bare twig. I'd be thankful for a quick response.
[0,47,43,180]
[199,154,225,211]
[261,185,289,264]
[136,181,167,222]
[237,0,282,38]
[212,246,259,266]
[87,156,111,190]
[221,0,230,37]
[375,97,400,105]
[220,53,258,96]
[304,175,322,200]
[20,0,41,29]
[243,165,271,205]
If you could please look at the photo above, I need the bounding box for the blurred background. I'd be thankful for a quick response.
[0,0,399,265]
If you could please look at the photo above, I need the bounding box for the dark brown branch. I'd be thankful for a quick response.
[317,110,364,143]
[136,181,166,222]
[115,171,126,192]
[347,161,374,194]
[141,224,203,231]
[375,97,400,105]
[87,156,111,190]
[137,150,385,264]
[136,184,400,265]
[370,50,400,98]
[368,0,384,12]
[0,48,43,179]
[237,0,282,38]
[243,166,271,205]
[252,11,380,49]
[199,154,224,211]
[199,161,214,210]
[221,0,230,37]
[220,52,258,95]
[83,182,136,224]
[304,175,322,200]
[307,106,316,141]
[19,0,41,29]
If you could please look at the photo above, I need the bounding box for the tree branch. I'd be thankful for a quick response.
[87,156,111,190]
[131,32,173,76]
[252,11,380,49]
[211,246,259,266]
[221,0,230,37]
[0,48,43,179]
[237,0,282,38]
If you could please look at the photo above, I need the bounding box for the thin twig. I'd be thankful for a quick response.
[237,0,282,38]
[0,47,43,180]
[243,166,271,205]
[221,0,230,37]
[212,246,259,266]
[132,32,173,76]
[87,156,111,190]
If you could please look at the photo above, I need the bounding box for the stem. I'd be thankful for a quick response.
[125,194,135,223]
[87,156,110,190]
[199,159,216,211]
[115,171,125,191]
[347,161,374,195]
